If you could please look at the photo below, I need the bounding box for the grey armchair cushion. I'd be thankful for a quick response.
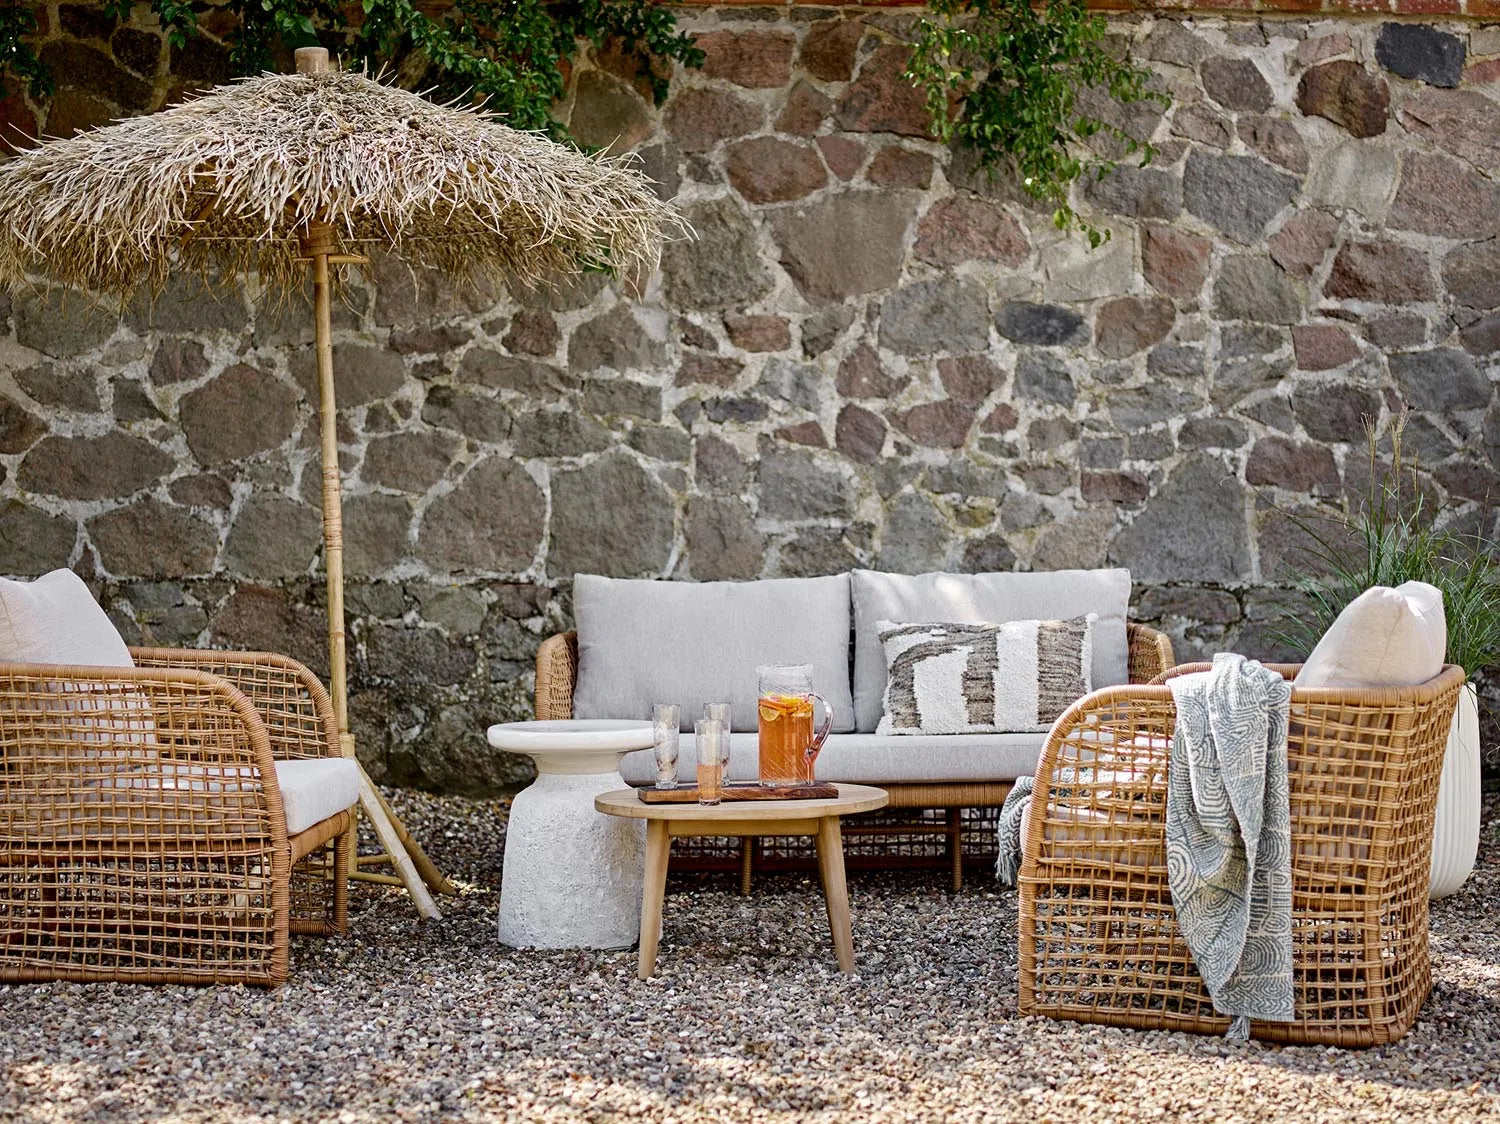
[850,568,1131,732]
[572,573,855,732]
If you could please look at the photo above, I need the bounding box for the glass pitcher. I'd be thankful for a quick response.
[756,664,832,786]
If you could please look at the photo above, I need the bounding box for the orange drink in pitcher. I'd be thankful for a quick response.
[756,664,832,786]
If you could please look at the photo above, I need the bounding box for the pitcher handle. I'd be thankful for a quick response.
[805,692,833,765]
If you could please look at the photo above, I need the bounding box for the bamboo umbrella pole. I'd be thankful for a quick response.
[303,212,439,922]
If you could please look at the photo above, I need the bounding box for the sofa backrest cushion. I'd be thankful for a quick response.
[1293,581,1446,689]
[851,568,1130,732]
[573,574,855,733]
[0,568,134,668]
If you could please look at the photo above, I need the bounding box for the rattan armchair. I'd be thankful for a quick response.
[0,648,353,987]
[1018,661,1466,1047]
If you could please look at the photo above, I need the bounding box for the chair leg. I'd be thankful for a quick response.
[330,823,352,933]
[947,808,963,892]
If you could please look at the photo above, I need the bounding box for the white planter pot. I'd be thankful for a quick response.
[1430,684,1480,900]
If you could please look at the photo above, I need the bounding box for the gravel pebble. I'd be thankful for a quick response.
[3,788,1499,1122]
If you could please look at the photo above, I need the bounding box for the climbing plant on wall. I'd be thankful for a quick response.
[2,0,702,135]
[907,0,1166,245]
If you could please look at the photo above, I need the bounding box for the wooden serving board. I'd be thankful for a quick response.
[638,782,837,804]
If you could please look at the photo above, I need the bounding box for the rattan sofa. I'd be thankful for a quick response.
[1018,661,1466,1047]
[535,622,1175,889]
[0,648,354,987]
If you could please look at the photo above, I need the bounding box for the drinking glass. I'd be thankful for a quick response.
[756,664,832,786]
[651,703,680,790]
[703,702,732,777]
[695,717,726,805]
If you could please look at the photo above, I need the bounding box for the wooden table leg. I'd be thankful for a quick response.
[638,820,671,980]
[815,816,854,974]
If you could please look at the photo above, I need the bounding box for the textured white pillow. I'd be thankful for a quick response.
[0,568,134,667]
[1293,581,1446,689]
[875,616,1095,735]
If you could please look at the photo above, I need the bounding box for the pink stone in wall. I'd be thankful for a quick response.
[1291,324,1359,371]
[694,30,796,89]
[913,196,1028,268]
[835,44,934,138]
[1140,225,1211,299]
[726,137,828,204]
[816,135,865,181]
[1268,210,1338,278]
[800,19,864,83]
[866,146,933,189]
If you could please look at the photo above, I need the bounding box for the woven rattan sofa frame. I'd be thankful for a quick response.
[534,623,1175,891]
[0,648,353,987]
[1018,661,1465,1047]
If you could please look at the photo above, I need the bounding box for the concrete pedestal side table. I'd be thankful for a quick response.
[487,719,655,949]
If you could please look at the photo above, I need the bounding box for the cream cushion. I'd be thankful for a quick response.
[104,758,360,835]
[274,759,361,834]
[1293,581,1446,689]
[0,568,133,667]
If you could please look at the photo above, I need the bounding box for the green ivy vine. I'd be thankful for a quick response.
[907,0,1167,245]
[3,0,703,138]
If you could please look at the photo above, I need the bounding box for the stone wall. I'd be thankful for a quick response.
[2,6,1498,789]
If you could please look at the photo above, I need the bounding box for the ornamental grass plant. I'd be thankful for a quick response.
[1283,416,1500,688]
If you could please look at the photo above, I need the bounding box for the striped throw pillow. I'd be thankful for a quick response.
[874,616,1096,735]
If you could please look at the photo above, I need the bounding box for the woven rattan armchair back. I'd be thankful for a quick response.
[0,649,352,986]
[1018,662,1466,1046]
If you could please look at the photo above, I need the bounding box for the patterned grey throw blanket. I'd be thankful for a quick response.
[995,774,1034,886]
[1167,653,1294,1039]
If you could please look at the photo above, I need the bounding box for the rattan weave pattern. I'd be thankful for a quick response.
[1018,663,1466,1047]
[0,650,352,985]
[131,649,351,936]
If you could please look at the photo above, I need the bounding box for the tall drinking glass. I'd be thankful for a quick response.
[703,702,732,778]
[695,717,726,805]
[652,703,680,789]
[756,664,832,786]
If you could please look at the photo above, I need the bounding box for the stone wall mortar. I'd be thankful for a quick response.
[2,6,1498,789]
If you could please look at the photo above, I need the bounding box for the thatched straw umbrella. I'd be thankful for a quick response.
[0,47,682,919]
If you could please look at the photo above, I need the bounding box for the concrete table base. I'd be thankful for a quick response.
[499,771,645,949]
[488,720,655,950]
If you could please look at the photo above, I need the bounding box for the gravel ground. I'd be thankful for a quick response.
[3,789,1500,1123]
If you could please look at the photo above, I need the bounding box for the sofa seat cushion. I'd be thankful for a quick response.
[572,573,855,733]
[619,730,1045,787]
[851,569,1130,732]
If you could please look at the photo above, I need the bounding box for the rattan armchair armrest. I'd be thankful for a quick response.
[130,648,342,761]
[1126,624,1175,684]
[0,661,289,850]
[535,631,578,720]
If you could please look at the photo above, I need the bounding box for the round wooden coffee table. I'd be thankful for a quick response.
[595,783,888,979]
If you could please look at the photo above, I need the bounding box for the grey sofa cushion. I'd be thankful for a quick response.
[573,574,855,732]
[619,730,1045,786]
[850,568,1131,732]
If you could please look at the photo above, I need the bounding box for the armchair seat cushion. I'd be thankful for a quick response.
[88,757,360,836]
[275,759,361,835]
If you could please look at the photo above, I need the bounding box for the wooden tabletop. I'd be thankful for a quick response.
[595,783,888,822]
